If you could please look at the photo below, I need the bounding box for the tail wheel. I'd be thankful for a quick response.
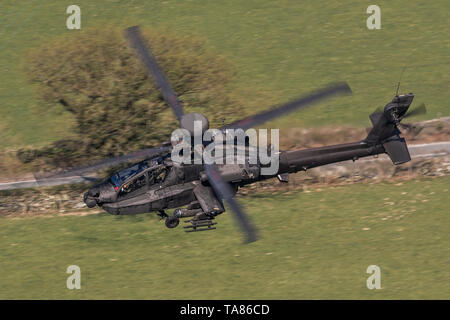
[165,216,180,229]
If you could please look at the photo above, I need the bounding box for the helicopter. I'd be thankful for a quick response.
[38,26,425,243]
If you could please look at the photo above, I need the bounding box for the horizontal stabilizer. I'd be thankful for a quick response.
[383,137,411,165]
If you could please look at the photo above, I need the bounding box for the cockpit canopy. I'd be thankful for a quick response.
[110,156,165,188]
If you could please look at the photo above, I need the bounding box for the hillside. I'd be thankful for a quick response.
[0,0,448,149]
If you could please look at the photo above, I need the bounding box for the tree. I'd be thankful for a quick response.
[20,27,242,168]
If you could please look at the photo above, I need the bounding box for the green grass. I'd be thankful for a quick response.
[0,0,449,148]
[1,1,448,301]
[1,176,449,299]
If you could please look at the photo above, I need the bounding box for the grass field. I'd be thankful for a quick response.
[0,0,449,301]
[0,0,449,149]
[1,176,449,299]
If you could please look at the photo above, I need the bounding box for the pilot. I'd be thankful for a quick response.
[155,167,167,183]
[120,184,129,193]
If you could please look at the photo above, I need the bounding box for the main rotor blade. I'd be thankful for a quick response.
[34,146,171,181]
[398,123,412,130]
[223,82,352,130]
[124,26,184,121]
[372,106,383,115]
[204,163,258,243]
[403,103,426,119]
[0,175,101,191]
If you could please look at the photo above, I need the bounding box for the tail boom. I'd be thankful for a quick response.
[278,141,385,174]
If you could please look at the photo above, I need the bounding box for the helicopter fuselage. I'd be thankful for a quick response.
[85,139,386,216]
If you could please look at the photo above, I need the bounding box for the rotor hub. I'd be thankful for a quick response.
[180,113,209,136]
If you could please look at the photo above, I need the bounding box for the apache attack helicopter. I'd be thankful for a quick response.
[37,26,425,243]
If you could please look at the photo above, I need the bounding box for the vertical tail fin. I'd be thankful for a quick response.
[364,94,414,165]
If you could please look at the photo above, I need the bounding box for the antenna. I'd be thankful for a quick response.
[395,81,401,96]
[395,66,407,96]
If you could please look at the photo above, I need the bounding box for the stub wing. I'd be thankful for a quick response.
[193,184,225,215]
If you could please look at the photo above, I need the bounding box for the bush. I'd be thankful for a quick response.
[22,26,242,168]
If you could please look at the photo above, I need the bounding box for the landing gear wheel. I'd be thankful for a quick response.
[165,216,180,229]
[173,208,183,218]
